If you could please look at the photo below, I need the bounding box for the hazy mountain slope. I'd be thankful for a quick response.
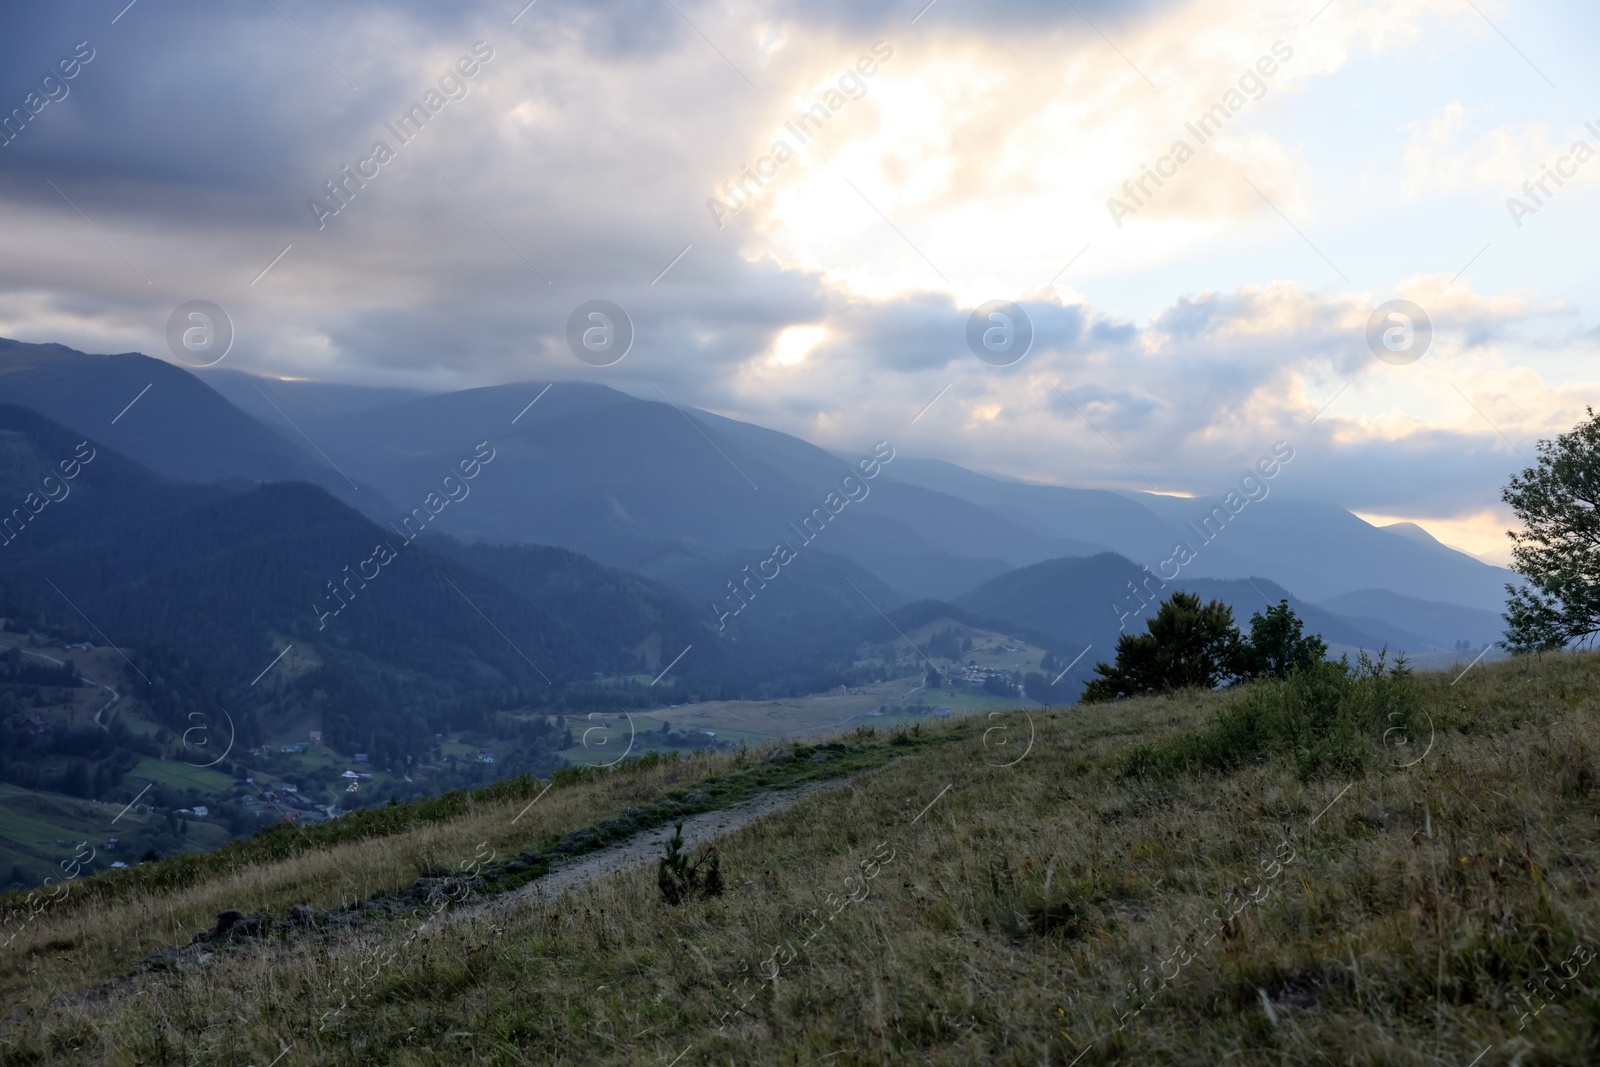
[883,455,1516,614]
[6,349,1510,618]
[0,403,919,718]
[1317,588,1506,648]
[881,456,1178,560]
[429,540,739,684]
[0,405,592,690]
[951,553,1418,693]
[1111,493,1513,612]
[953,554,1143,657]
[202,368,435,423]
[1178,577,1438,652]
[6,348,1513,617]
[703,414,1109,564]
[0,338,354,496]
[295,383,1016,600]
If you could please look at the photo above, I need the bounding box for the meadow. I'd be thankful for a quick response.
[1,651,1597,1065]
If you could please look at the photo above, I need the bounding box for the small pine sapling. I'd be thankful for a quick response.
[657,821,724,905]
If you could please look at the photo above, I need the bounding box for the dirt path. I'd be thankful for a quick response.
[474,775,856,916]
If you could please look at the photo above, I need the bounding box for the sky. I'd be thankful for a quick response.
[2,0,1598,565]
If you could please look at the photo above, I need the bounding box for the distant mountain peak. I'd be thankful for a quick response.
[1380,521,1444,547]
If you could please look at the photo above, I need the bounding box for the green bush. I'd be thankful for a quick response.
[1123,651,1421,780]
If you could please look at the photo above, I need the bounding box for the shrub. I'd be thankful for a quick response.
[1123,651,1420,780]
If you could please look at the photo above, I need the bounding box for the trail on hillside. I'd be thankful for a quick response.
[103,771,861,987]
[474,775,855,918]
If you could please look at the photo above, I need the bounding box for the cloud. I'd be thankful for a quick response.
[0,0,1587,543]
[1401,102,1600,202]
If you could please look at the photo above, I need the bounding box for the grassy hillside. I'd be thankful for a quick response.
[4,653,1600,1064]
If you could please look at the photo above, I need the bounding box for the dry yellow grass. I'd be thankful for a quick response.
[0,745,755,1018]
[4,652,1600,1065]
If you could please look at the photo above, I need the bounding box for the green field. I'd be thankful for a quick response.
[0,783,228,887]
[129,757,237,793]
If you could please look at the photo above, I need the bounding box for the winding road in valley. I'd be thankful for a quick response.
[0,643,120,731]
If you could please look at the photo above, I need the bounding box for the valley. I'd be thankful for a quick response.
[0,343,1517,899]
[2,9,1593,1060]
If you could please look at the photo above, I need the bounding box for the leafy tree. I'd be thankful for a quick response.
[1082,593,1329,702]
[1503,408,1600,650]
[1082,593,1246,702]
[1239,600,1327,679]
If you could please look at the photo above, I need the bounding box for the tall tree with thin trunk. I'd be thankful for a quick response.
[1502,407,1600,651]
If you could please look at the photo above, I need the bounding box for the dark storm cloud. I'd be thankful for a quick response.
[0,0,689,225]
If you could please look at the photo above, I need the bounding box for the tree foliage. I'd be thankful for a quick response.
[1239,599,1328,679]
[1502,407,1600,651]
[1081,593,1327,703]
[1082,593,1244,702]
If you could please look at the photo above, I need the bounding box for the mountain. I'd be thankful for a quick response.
[0,405,742,768]
[288,382,1045,600]
[0,338,362,501]
[2,345,1517,619]
[883,456,1516,614]
[950,553,1430,695]
[1176,577,1436,652]
[201,369,435,423]
[1123,493,1514,613]
[1316,589,1506,649]
[0,402,931,734]
[881,456,1173,561]
[1380,520,1450,548]
[0,404,959,855]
